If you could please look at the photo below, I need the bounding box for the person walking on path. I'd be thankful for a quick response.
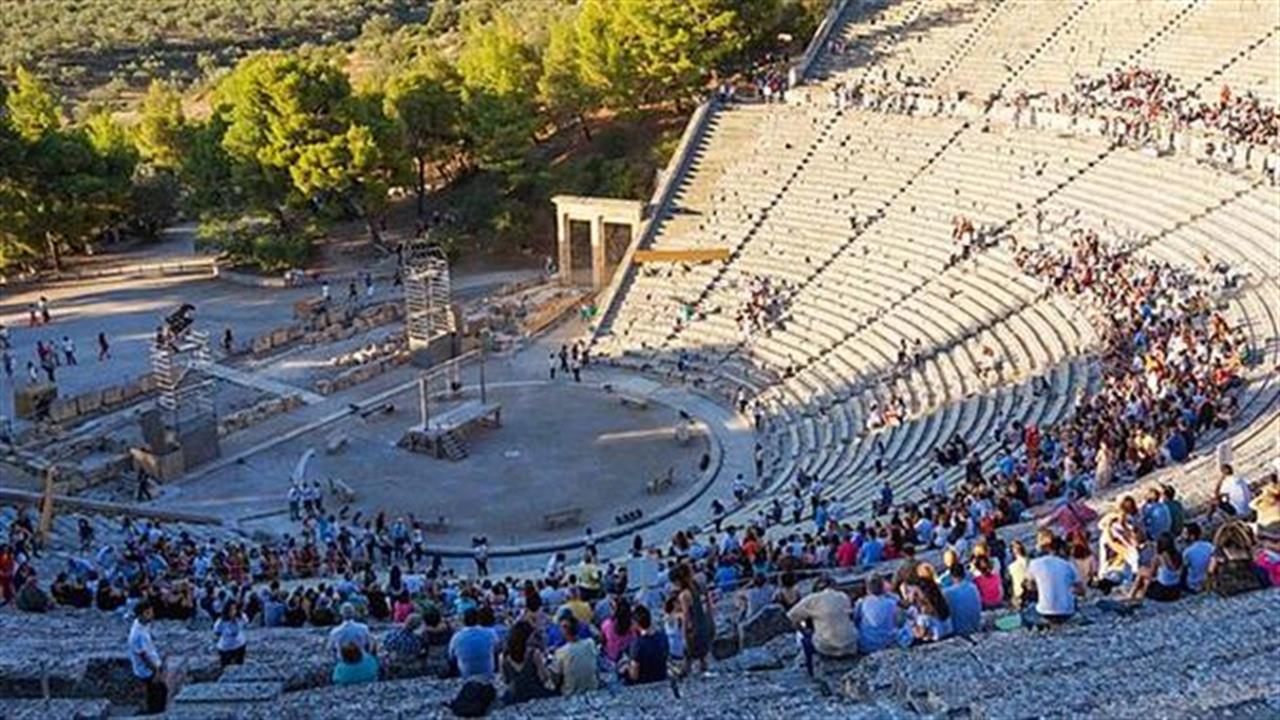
[213,600,250,667]
[97,332,111,361]
[136,470,154,502]
[671,563,713,675]
[129,600,167,715]
[61,337,77,366]
[38,296,51,325]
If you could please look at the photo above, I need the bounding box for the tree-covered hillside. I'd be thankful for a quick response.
[0,0,425,108]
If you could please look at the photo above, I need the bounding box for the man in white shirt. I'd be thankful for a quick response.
[328,603,375,660]
[128,601,166,714]
[1214,464,1253,519]
[1025,537,1084,622]
[787,577,858,675]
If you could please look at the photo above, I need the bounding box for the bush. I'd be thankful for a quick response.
[196,215,314,272]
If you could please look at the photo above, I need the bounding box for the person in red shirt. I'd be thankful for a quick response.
[0,544,15,605]
[835,534,858,568]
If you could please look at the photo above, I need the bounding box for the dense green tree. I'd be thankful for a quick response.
[6,129,124,269]
[383,55,461,218]
[179,116,237,212]
[538,8,599,141]
[574,0,637,109]
[6,67,61,140]
[456,13,542,168]
[133,81,188,170]
[616,0,746,106]
[128,167,182,238]
[210,52,353,234]
[206,50,403,251]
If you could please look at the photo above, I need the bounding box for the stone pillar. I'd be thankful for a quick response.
[558,211,573,286]
[590,215,608,290]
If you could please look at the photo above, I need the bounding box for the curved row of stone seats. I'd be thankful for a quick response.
[728,151,1276,526]
[930,0,1086,99]
[657,112,969,360]
[1012,0,1200,95]
[0,601,872,719]
[1140,0,1280,91]
[843,587,1280,719]
[813,0,1004,88]
[1214,29,1280,104]
[167,658,863,720]
[0,607,414,714]
[601,105,834,356]
[0,505,245,566]
[600,0,1278,543]
[732,353,1088,531]
[696,124,1109,381]
[645,105,779,242]
[756,312,1088,498]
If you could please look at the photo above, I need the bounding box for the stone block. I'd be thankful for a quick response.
[712,632,740,660]
[252,336,272,355]
[315,379,333,395]
[13,384,57,419]
[76,392,102,415]
[48,399,78,423]
[271,328,290,346]
[218,664,287,684]
[174,681,283,704]
[2,699,110,720]
[740,604,792,648]
[735,647,783,672]
[138,374,158,393]
[101,386,124,406]
[121,382,143,401]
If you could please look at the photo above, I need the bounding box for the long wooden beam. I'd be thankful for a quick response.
[632,248,730,263]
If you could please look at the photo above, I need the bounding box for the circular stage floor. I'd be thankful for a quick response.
[170,380,712,548]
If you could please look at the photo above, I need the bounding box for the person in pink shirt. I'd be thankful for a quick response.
[600,598,640,663]
[971,556,1004,609]
[391,591,415,624]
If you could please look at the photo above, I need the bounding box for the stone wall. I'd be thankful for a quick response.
[217,395,305,437]
[45,373,157,427]
[242,301,404,359]
[315,352,409,395]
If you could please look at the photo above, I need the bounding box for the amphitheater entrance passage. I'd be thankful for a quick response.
[552,195,643,290]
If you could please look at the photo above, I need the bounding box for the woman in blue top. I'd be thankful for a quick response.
[332,642,379,685]
[1130,532,1183,602]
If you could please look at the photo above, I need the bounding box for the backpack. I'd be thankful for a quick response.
[449,680,495,718]
[1208,521,1264,597]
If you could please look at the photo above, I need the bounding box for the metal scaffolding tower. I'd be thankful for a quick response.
[151,330,216,430]
[404,243,454,350]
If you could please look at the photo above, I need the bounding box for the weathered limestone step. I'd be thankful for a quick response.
[217,664,288,684]
[2,698,111,720]
[173,680,283,705]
